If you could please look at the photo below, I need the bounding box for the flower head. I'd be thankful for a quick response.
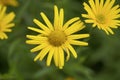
[0,0,18,7]
[82,0,120,35]
[26,5,89,69]
[65,77,75,80]
[0,5,15,39]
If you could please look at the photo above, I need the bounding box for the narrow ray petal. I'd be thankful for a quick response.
[65,21,85,35]
[89,0,96,14]
[26,40,45,45]
[85,19,94,23]
[46,47,54,66]
[28,27,48,35]
[34,46,51,61]
[3,12,15,24]
[26,35,47,40]
[83,2,95,17]
[58,47,64,68]
[0,6,7,19]
[61,44,70,61]
[5,23,15,28]
[67,43,77,58]
[82,14,90,18]
[40,12,54,30]
[100,0,104,9]
[39,46,51,61]
[54,5,59,29]
[69,40,88,46]
[31,43,48,52]
[65,48,70,61]
[4,29,12,32]
[68,34,90,40]
[63,17,80,30]
[33,19,51,33]
[59,8,64,28]
[95,0,99,12]
[54,47,59,67]
[106,27,114,34]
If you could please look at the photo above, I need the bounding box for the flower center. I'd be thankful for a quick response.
[96,14,106,24]
[48,30,67,46]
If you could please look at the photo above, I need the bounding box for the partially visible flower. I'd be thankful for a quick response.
[65,77,75,80]
[0,0,18,7]
[26,5,89,69]
[0,5,15,39]
[82,0,120,35]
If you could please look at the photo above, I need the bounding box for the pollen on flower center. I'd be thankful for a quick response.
[96,14,106,24]
[48,30,67,46]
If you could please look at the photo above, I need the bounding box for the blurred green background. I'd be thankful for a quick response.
[0,0,120,80]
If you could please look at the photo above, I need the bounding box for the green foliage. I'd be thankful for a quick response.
[0,0,120,80]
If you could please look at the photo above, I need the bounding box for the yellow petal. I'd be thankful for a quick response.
[82,14,89,18]
[95,0,99,12]
[83,2,95,18]
[54,47,59,67]
[0,6,6,19]
[33,19,50,33]
[104,0,115,13]
[100,0,104,9]
[39,46,51,61]
[0,33,8,39]
[26,40,44,45]
[102,28,109,35]
[69,40,88,46]
[107,27,114,34]
[54,5,59,29]
[3,12,15,24]
[63,17,80,30]
[58,47,64,68]
[103,0,110,10]
[31,43,47,52]
[65,21,85,35]
[4,29,12,32]
[40,12,54,30]
[34,46,51,61]
[26,35,47,40]
[59,8,64,28]
[89,0,96,14]
[46,47,54,66]
[65,48,70,61]
[5,23,15,28]
[67,43,77,58]
[68,34,90,40]
[85,19,94,23]
[61,44,70,61]
[28,27,48,35]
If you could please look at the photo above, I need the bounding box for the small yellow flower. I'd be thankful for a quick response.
[0,5,15,39]
[26,5,89,69]
[82,0,120,35]
[65,77,75,80]
[0,0,18,7]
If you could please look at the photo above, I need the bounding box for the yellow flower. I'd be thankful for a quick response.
[65,77,75,80]
[82,0,120,35]
[26,5,89,69]
[0,5,15,39]
[0,0,18,7]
